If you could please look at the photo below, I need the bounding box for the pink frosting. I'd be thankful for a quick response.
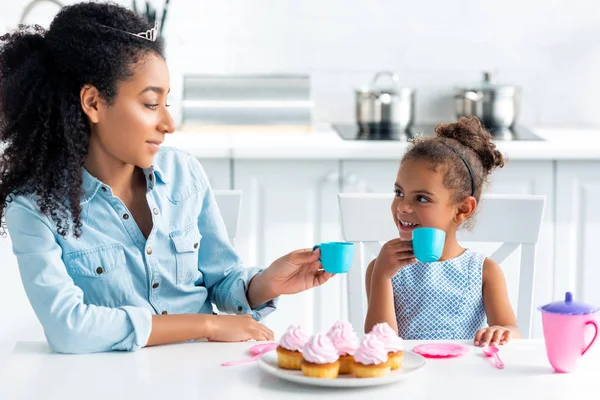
[279,325,309,352]
[370,322,404,352]
[302,333,339,364]
[353,333,388,365]
[326,321,359,356]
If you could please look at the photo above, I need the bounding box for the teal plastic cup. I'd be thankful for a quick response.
[412,227,446,262]
[312,242,355,273]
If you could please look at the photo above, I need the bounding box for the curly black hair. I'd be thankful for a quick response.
[0,2,163,238]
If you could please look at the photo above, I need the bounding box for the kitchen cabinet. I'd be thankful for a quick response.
[555,162,600,310]
[197,158,232,190]
[340,160,401,194]
[233,160,344,336]
[487,161,555,338]
[0,235,44,368]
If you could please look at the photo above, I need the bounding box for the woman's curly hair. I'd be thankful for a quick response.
[0,2,163,238]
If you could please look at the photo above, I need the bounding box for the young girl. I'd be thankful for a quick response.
[364,117,520,347]
[0,2,332,354]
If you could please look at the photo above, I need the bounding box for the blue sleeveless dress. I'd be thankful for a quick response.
[391,249,487,340]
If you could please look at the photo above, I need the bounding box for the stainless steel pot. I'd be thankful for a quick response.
[454,72,520,129]
[355,71,415,134]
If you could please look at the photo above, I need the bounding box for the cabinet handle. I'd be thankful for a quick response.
[324,171,340,184]
[344,173,359,186]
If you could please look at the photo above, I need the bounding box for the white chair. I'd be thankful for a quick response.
[213,190,242,245]
[339,193,545,339]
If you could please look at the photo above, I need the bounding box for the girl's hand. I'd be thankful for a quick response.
[373,238,416,280]
[474,326,512,347]
[207,315,274,342]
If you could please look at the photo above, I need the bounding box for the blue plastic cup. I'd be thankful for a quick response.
[412,227,446,262]
[312,242,355,274]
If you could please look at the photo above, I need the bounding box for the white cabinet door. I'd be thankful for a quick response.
[488,161,555,339]
[233,160,343,337]
[341,161,401,194]
[342,160,554,339]
[555,162,600,309]
[197,158,231,190]
[0,235,45,368]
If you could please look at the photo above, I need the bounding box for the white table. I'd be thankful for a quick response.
[0,340,598,399]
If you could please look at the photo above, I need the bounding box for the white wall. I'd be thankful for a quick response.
[1,0,598,128]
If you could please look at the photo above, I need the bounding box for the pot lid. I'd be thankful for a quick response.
[456,71,519,95]
[540,292,599,315]
[356,71,414,95]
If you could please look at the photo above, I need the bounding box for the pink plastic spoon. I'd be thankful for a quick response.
[221,342,278,367]
[482,345,504,369]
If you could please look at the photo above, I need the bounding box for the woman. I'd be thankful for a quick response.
[0,2,332,354]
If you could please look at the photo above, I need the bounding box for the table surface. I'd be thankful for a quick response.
[1,339,598,400]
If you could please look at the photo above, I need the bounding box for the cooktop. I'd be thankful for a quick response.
[332,124,543,141]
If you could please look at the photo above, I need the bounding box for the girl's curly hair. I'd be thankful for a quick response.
[0,2,163,238]
[403,117,505,204]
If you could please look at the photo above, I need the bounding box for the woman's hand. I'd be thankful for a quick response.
[263,248,334,295]
[247,248,334,307]
[474,326,513,347]
[373,238,416,280]
[207,315,274,342]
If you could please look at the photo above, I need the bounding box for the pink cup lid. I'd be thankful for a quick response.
[540,292,599,315]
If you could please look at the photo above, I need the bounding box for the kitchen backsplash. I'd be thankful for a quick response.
[2,0,597,127]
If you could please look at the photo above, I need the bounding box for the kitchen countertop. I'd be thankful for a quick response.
[163,124,600,160]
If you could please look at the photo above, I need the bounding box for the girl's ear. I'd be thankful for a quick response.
[455,196,477,224]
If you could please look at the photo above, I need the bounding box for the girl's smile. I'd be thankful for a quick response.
[397,218,421,232]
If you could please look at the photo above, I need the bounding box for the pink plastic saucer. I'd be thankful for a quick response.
[412,343,469,358]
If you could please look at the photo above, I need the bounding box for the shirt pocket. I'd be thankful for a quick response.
[65,244,133,308]
[169,223,202,285]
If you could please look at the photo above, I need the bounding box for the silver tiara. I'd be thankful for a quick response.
[98,21,159,42]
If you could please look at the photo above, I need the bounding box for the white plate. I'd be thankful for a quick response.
[257,351,426,388]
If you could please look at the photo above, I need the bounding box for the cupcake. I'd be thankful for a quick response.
[301,333,340,379]
[370,322,404,370]
[326,321,359,374]
[352,333,390,378]
[276,325,309,370]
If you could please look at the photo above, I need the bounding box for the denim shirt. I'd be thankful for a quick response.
[5,147,276,354]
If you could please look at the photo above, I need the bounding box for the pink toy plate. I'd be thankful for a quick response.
[412,343,469,358]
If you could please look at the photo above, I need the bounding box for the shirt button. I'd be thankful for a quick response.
[148,174,153,181]
[161,310,168,315]
[101,187,107,192]
[152,282,159,289]
[237,306,243,312]
[146,247,153,255]
[153,208,159,215]
[123,213,129,220]
[96,267,104,274]
[194,243,199,249]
